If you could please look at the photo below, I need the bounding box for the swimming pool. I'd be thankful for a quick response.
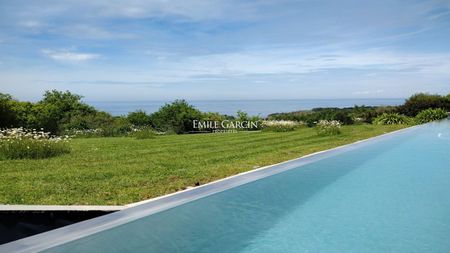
[3,120,450,252]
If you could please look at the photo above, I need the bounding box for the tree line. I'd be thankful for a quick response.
[1,90,449,135]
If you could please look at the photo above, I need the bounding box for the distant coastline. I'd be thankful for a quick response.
[88,98,405,117]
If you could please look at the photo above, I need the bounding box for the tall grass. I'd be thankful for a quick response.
[130,127,157,139]
[0,128,71,160]
[261,120,306,132]
[315,120,341,136]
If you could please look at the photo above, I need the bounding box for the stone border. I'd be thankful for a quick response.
[0,205,124,212]
[0,124,424,253]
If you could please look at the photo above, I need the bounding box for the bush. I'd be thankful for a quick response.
[127,110,152,126]
[64,128,104,138]
[9,101,34,128]
[0,93,17,128]
[373,113,413,125]
[0,128,70,160]
[62,111,113,131]
[315,120,341,136]
[399,93,450,116]
[310,108,354,125]
[269,107,355,126]
[31,90,97,134]
[415,108,448,123]
[262,120,305,132]
[150,100,203,134]
[235,110,263,131]
[130,127,157,139]
[99,117,132,137]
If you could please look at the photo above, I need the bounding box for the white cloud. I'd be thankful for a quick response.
[42,49,100,62]
[152,47,450,79]
[55,24,136,40]
[78,0,260,21]
[19,20,42,28]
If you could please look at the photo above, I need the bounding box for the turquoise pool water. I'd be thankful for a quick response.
[32,121,450,252]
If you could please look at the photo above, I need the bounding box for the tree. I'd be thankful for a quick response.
[399,93,450,116]
[35,90,96,133]
[0,93,17,128]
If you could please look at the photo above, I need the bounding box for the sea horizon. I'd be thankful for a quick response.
[88,98,405,117]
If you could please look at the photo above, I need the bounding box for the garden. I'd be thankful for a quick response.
[0,91,449,204]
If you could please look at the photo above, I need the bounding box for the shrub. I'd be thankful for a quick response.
[62,111,114,131]
[235,110,263,131]
[399,93,450,116]
[310,108,354,125]
[415,108,448,123]
[32,90,97,134]
[0,93,18,128]
[315,120,341,136]
[0,128,70,160]
[9,101,34,128]
[130,127,157,139]
[150,100,203,134]
[373,113,413,125]
[127,110,152,126]
[269,107,354,126]
[99,117,132,137]
[262,120,305,132]
[64,128,104,138]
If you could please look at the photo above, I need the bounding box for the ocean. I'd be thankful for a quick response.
[88,98,405,117]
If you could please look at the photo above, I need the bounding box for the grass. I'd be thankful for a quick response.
[0,124,406,205]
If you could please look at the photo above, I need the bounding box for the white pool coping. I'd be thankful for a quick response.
[0,205,124,212]
[0,124,425,253]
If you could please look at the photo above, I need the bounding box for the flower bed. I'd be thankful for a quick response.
[0,128,71,160]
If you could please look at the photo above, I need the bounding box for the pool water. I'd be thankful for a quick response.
[33,121,450,252]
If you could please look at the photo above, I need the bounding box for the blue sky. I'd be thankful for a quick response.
[0,0,450,101]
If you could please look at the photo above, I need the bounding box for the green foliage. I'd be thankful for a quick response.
[201,112,227,122]
[235,110,262,131]
[62,111,114,131]
[415,108,448,123]
[315,120,341,136]
[310,108,353,125]
[99,117,132,137]
[150,100,203,134]
[9,101,34,128]
[0,93,17,128]
[131,128,157,140]
[64,128,104,138]
[236,110,250,121]
[0,90,126,136]
[66,115,133,137]
[127,110,152,126]
[399,93,450,116]
[268,106,376,126]
[373,113,413,125]
[348,106,397,124]
[35,90,96,133]
[0,128,70,160]
[2,90,449,137]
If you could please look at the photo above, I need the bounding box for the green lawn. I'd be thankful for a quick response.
[0,124,406,205]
